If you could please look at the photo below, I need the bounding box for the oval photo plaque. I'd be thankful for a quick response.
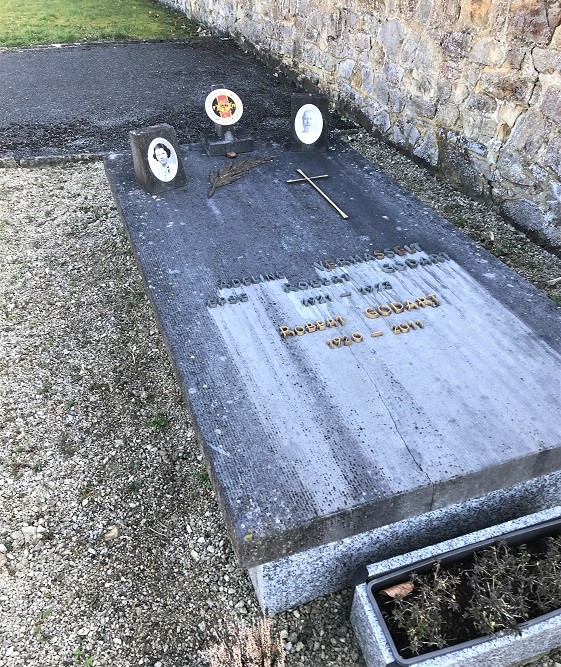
[147,137,179,182]
[294,104,323,145]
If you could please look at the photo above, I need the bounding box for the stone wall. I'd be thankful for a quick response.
[163,0,561,247]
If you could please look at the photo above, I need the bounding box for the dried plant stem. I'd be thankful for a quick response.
[208,157,274,197]
[202,616,285,667]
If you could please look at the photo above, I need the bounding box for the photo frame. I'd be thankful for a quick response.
[129,123,187,194]
[290,93,329,151]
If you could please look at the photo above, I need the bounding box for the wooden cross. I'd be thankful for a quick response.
[287,169,349,220]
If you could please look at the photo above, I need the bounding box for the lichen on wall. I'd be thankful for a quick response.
[161,0,561,247]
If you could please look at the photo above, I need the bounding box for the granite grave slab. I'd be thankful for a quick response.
[104,141,561,576]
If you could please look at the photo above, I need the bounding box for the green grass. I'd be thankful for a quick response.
[194,463,212,490]
[0,0,200,48]
[148,409,169,431]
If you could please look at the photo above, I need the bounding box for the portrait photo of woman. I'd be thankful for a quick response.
[147,137,179,182]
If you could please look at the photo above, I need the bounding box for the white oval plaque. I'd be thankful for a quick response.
[294,104,323,145]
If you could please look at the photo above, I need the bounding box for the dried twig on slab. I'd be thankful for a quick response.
[208,156,274,197]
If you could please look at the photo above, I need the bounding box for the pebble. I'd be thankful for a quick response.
[104,525,120,541]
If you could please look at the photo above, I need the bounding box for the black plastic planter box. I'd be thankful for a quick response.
[366,516,561,665]
[351,511,561,667]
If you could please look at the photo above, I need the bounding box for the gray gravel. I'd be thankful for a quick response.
[1,135,561,667]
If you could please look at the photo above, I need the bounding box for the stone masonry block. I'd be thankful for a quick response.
[398,0,419,21]
[496,151,536,186]
[401,32,421,68]
[353,32,371,53]
[465,92,498,114]
[547,181,561,221]
[533,47,561,73]
[502,198,549,234]
[437,130,490,198]
[377,18,405,59]
[373,75,390,105]
[337,58,356,80]
[413,128,439,165]
[479,71,538,104]
[417,0,434,24]
[469,38,508,66]
[437,0,461,24]
[406,94,437,119]
[469,0,493,27]
[547,0,561,30]
[372,109,391,133]
[462,113,499,143]
[507,0,559,45]
[503,108,549,154]
[543,136,561,178]
[553,25,561,48]
[382,61,404,84]
[435,101,460,127]
[389,123,406,146]
[442,31,473,59]
[540,84,561,121]
[498,102,524,127]
[441,60,462,80]
[403,121,421,146]
[389,88,405,112]
[505,46,527,69]
[360,68,375,95]
[437,78,453,101]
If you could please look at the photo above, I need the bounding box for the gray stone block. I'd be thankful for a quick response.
[543,136,561,178]
[337,58,356,80]
[202,134,255,157]
[377,19,404,60]
[105,140,561,575]
[389,88,405,113]
[249,474,561,614]
[413,129,438,166]
[541,85,561,122]
[442,31,473,59]
[469,38,508,67]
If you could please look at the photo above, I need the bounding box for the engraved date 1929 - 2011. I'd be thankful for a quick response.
[326,320,425,348]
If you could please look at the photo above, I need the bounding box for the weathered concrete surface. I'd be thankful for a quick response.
[250,474,561,613]
[0,40,298,159]
[105,140,561,568]
[161,0,561,248]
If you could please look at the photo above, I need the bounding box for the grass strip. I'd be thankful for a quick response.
[0,0,200,47]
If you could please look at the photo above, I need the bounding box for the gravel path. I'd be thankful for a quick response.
[1,136,560,667]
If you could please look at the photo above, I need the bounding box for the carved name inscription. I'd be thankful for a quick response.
[279,316,346,338]
[364,294,440,318]
[207,243,451,308]
[323,322,424,348]
[279,295,439,337]
[209,243,449,352]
